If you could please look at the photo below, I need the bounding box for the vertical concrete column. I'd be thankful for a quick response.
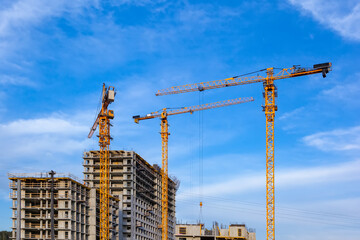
[130,192,136,239]
[49,170,56,240]
[16,179,21,240]
[88,188,97,240]
[118,194,123,240]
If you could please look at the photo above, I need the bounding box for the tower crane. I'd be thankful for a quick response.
[133,97,254,240]
[154,62,332,240]
[88,84,116,240]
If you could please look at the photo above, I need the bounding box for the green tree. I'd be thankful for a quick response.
[0,231,11,240]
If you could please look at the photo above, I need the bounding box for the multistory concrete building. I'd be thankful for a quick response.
[8,172,120,240]
[83,150,179,240]
[175,223,256,240]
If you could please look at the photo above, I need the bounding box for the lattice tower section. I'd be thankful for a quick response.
[161,116,169,240]
[99,115,110,240]
[264,68,276,240]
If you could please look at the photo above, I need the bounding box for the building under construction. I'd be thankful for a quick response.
[83,150,179,240]
[175,223,256,240]
[8,150,178,240]
[8,172,120,240]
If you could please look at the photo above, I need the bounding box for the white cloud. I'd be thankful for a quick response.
[319,75,360,106]
[178,159,360,200]
[0,0,97,36]
[0,114,92,162]
[288,0,360,41]
[8,136,90,156]
[176,161,360,239]
[303,125,360,151]
[0,75,35,87]
[278,107,306,130]
[0,114,92,197]
[0,117,87,136]
[277,159,360,184]
[177,5,211,26]
[278,107,304,121]
[109,0,166,6]
[284,231,360,240]
[0,0,101,84]
[176,4,245,32]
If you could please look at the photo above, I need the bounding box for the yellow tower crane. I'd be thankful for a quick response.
[133,97,254,240]
[155,62,332,240]
[88,84,116,240]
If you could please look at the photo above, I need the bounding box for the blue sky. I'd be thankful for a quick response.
[0,0,359,239]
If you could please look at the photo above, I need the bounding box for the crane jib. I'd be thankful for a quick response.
[133,97,255,122]
[155,63,332,96]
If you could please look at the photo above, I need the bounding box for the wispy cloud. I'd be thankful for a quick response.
[176,159,360,237]
[288,0,360,41]
[177,5,212,27]
[178,159,360,200]
[0,113,92,162]
[109,0,166,7]
[0,0,101,87]
[278,107,304,121]
[0,113,92,198]
[278,107,306,130]
[0,117,87,136]
[319,74,360,107]
[303,125,360,151]
[176,3,245,32]
[0,75,36,87]
[0,0,97,36]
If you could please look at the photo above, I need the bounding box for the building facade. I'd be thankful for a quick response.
[175,223,256,240]
[8,173,120,240]
[8,150,178,240]
[83,150,179,240]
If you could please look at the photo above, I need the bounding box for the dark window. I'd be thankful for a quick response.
[238,229,242,236]
[179,227,187,234]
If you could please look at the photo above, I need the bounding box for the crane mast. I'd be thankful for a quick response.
[161,110,169,240]
[88,84,115,240]
[264,68,276,240]
[154,62,332,240]
[133,97,254,240]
